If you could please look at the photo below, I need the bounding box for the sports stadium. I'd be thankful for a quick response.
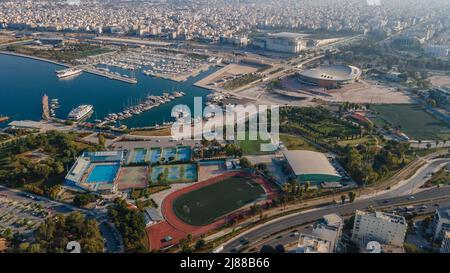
[283,150,341,184]
[298,64,362,87]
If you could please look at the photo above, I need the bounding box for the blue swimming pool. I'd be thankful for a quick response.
[86,164,120,183]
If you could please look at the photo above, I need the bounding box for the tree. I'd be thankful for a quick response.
[304,181,310,192]
[194,239,206,251]
[239,157,252,169]
[404,243,421,253]
[98,134,106,148]
[348,191,357,203]
[340,195,346,204]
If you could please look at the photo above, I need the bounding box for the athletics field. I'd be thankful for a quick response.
[172,176,265,226]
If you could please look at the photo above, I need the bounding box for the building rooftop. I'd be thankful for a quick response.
[296,234,331,253]
[8,120,42,129]
[82,150,124,163]
[322,213,343,228]
[268,32,310,39]
[283,150,340,178]
[436,207,450,224]
[299,64,361,82]
[357,210,407,225]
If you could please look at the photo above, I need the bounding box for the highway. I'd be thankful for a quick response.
[222,185,450,253]
[220,156,450,253]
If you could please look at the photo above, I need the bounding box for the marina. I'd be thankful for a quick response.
[0,54,218,128]
[77,48,211,83]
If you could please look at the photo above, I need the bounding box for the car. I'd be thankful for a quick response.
[240,238,249,245]
[408,196,415,200]
[383,200,390,204]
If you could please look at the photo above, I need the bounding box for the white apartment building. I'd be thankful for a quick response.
[431,206,450,242]
[352,210,407,247]
[440,231,450,253]
[425,44,449,58]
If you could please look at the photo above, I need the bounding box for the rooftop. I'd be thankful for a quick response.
[283,150,340,177]
[299,64,361,82]
[296,234,331,253]
[357,210,407,226]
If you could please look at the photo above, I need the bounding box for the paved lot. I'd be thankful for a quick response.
[0,196,49,234]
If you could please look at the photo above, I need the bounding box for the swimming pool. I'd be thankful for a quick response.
[86,163,120,183]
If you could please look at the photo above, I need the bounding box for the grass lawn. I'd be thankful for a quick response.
[172,177,265,226]
[279,134,319,151]
[237,131,273,155]
[130,127,172,136]
[371,104,450,140]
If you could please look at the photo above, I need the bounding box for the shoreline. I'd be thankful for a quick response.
[0,50,70,68]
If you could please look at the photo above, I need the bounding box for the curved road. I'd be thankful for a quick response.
[221,158,450,252]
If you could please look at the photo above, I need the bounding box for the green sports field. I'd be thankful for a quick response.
[371,104,450,140]
[172,177,266,226]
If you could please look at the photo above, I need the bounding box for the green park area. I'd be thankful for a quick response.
[371,104,450,141]
[0,131,100,196]
[279,134,319,151]
[172,176,265,226]
[7,44,112,63]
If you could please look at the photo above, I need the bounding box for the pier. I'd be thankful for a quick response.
[81,65,137,84]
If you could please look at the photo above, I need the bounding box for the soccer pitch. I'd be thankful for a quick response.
[372,104,450,140]
[172,177,266,226]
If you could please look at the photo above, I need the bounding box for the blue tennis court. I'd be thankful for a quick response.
[86,163,120,183]
[176,146,191,162]
[132,148,147,164]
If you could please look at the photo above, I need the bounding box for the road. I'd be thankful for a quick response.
[222,185,450,253]
[219,155,450,252]
[382,159,450,197]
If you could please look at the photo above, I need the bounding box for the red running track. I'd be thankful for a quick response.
[146,171,278,250]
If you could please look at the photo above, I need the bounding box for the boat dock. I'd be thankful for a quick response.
[81,66,138,84]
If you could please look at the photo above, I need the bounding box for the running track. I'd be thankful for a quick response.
[146,171,278,250]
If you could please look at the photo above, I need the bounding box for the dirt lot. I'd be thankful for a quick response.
[263,77,412,105]
[195,63,258,90]
[429,75,450,89]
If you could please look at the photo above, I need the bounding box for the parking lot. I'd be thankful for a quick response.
[0,195,50,234]
[0,185,86,236]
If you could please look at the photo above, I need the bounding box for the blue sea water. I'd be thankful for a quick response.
[0,53,216,128]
